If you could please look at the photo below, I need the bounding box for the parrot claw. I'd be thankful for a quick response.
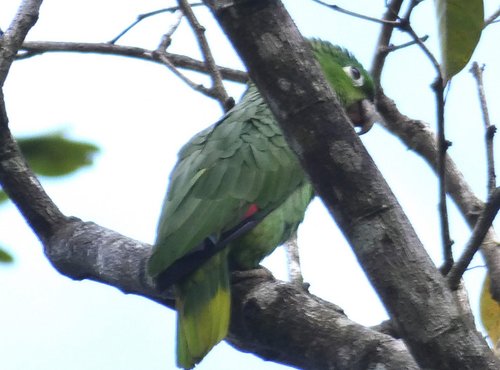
[231,267,274,284]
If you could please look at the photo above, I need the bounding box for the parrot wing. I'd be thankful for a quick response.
[149,84,306,277]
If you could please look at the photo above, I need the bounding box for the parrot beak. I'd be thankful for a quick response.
[346,99,379,135]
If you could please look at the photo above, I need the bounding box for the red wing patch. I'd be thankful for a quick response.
[244,204,259,219]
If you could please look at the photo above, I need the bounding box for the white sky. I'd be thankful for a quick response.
[0,1,499,369]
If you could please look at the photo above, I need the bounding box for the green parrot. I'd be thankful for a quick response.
[148,39,375,369]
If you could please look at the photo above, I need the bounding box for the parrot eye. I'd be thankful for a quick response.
[343,66,364,87]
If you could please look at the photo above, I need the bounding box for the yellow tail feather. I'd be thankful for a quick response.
[175,252,231,369]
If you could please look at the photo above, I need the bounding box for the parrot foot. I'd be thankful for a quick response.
[231,267,274,284]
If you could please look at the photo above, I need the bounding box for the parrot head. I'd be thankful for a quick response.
[310,39,376,134]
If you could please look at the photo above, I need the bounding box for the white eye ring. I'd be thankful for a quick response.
[343,66,364,87]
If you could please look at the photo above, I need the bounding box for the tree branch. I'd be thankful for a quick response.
[471,62,496,195]
[448,187,500,289]
[370,0,404,86]
[311,0,399,26]
[484,7,500,29]
[0,0,43,86]
[284,231,305,287]
[45,219,421,369]
[202,0,498,369]
[18,41,248,83]
[375,90,500,301]
[228,270,418,369]
[108,3,204,44]
[178,0,233,111]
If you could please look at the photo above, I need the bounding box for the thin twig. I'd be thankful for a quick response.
[484,7,500,29]
[108,2,204,44]
[157,10,184,51]
[433,76,454,274]
[18,41,248,83]
[178,0,233,111]
[371,0,404,86]
[311,0,399,26]
[470,62,496,195]
[154,51,217,99]
[448,187,500,289]
[399,0,424,23]
[395,0,453,272]
[284,232,305,288]
[150,6,229,103]
[383,35,429,53]
[403,25,441,76]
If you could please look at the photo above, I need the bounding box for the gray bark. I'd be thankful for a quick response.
[203,0,499,369]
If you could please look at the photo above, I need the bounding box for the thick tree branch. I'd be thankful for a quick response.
[47,220,420,369]
[0,0,64,242]
[203,0,498,368]
[228,270,418,369]
[0,0,43,86]
[0,202,419,368]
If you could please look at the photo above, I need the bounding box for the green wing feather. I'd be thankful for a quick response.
[149,85,306,277]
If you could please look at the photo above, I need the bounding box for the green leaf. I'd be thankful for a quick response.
[0,247,13,263]
[435,0,484,82]
[17,131,99,177]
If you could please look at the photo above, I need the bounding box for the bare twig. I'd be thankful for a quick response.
[311,0,399,26]
[154,51,218,99]
[18,41,248,83]
[284,232,305,288]
[484,7,500,29]
[383,35,429,53]
[433,76,454,274]
[150,6,230,103]
[157,10,184,51]
[388,0,453,273]
[448,187,500,289]
[399,0,424,23]
[108,2,204,44]
[470,62,496,195]
[403,25,441,76]
[371,0,404,86]
[178,0,233,111]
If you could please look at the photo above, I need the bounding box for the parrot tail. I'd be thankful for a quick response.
[175,251,230,369]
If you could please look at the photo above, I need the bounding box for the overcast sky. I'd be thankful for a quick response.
[0,1,499,369]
